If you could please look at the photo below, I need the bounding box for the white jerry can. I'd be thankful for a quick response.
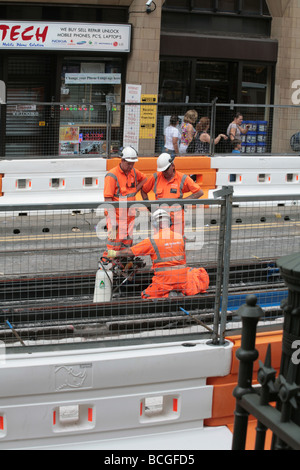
[93,265,113,303]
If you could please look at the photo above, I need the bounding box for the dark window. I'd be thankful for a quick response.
[242,0,263,14]
[195,61,230,103]
[163,0,270,15]
[159,60,191,102]
[193,0,214,10]
[218,0,238,13]
[163,0,190,9]
[5,5,43,19]
[241,64,269,109]
[242,64,268,84]
[0,4,128,23]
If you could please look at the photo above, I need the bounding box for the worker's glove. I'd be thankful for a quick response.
[107,250,117,258]
[108,227,117,240]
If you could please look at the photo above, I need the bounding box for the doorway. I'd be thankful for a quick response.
[2,54,57,157]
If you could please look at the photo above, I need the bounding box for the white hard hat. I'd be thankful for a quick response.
[152,209,170,223]
[157,153,174,172]
[121,146,138,162]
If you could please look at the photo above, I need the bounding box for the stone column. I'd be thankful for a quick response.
[127,0,162,155]
[267,0,300,153]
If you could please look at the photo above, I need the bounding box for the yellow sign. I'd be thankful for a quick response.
[39,121,46,127]
[139,94,157,139]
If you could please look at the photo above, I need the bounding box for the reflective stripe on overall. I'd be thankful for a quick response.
[105,169,138,251]
[152,172,187,234]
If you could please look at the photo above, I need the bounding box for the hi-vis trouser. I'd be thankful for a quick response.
[104,171,139,254]
[141,266,209,299]
[105,208,135,253]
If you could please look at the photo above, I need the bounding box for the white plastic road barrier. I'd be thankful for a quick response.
[209,156,300,203]
[0,339,233,450]
[0,158,106,205]
[1,155,300,207]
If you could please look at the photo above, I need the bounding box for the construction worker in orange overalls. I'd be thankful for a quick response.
[107,209,209,299]
[141,153,203,235]
[104,146,147,255]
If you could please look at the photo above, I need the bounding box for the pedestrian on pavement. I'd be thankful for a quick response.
[164,115,180,156]
[179,109,198,154]
[194,117,228,154]
[226,113,250,142]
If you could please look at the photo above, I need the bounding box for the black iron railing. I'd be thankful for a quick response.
[232,253,300,450]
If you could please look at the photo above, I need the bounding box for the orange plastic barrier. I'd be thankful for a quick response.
[107,156,216,200]
[205,330,283,450]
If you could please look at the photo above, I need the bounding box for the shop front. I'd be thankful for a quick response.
[0,19,131,157]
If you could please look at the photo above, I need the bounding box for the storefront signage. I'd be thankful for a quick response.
[0,22,131,52]
[65,73,121,84]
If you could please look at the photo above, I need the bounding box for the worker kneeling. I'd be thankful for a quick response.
[108,209,209,299]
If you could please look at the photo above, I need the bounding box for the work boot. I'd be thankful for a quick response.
[168,291,184,298]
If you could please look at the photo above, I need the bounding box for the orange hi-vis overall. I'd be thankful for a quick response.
[131,227,209,299]
[142,170,202,235]
[104,164,146,252]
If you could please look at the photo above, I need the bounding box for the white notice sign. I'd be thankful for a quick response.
[65,73,121,84]
[123,84,142,152]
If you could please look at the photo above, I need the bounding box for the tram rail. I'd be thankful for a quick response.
[0,257,286,345]
[0,257,282,304]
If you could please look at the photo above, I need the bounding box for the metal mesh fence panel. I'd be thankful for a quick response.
[225,195,300,333]
[0,194,298,349]
[214,104,300,156]
[2,101,300,158]
[0,200,224,348]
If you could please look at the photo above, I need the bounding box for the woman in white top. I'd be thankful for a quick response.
[164,115,180,156]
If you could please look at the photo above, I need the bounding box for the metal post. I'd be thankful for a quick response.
[213,186,234,344]
[210,97,218,157]
[212,202,226,344]
[232,294,264,450]
[106,96,114,158]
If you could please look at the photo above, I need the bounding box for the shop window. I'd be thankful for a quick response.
[59,59,122,156]
[60,59,122,123]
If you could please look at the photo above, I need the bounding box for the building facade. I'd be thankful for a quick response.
[0,0,299,157]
